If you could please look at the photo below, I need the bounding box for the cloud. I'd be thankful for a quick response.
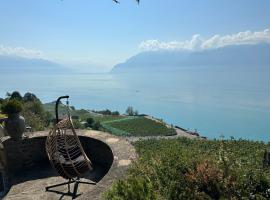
[0,44,44,59]
[139,28,270,51]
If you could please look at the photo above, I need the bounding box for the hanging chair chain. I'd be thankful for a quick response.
[66,98,71,118]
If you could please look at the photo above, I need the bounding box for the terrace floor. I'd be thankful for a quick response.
[3,130,137,200]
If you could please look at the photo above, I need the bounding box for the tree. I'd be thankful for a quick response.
[126,106,134,116]
[86,117,94,128]
[112,111,120,116]
[8,91,23,101]
[0,98,4,106]
[23,92,40,102]
[22,97,51,130]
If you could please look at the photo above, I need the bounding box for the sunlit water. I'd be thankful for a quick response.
[1,66,269,141]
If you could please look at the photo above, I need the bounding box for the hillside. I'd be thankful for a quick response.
[0,55,65,73]
[112,43,270,73]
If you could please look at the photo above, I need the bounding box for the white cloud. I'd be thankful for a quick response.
[0,44,44,59]
[139,28,270,51]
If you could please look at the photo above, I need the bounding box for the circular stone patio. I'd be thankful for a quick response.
[2,130,137,200]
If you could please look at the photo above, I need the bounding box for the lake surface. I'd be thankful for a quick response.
[0,66,270,141]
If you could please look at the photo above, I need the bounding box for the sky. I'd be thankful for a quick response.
[0,0,270,71]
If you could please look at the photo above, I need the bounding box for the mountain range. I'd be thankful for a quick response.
[0,55,64,73]
[111,43,270,73]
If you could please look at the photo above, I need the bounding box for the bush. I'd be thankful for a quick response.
[85,117,94,128]
[105,138,270,199]
[111,111,120,116]
[22,110,45,131]
[92,121,101,130]
[72,120,84,129]
[1,99,23,115]
[22,100,52,131]
[104,176,157,200]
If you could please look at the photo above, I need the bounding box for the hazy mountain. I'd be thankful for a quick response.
[0,55,66,73]
[111,43,270,73]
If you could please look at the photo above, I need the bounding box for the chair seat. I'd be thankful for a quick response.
[54,152,85,165]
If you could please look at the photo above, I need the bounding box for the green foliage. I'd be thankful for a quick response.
[92,121,101,130]
[1,99,23,115]
[43,111,53,127]
[102,123,130,136]
[84,117,101,130]
[92,109,120,116]
[7,91,23,101]
[126,106,138,116]
[22,92,40,102]
[105,117,176,136]
[0,98,4,105]
[72,119,84,129]
[112,111,120,115]
[93,115,127,123]
[1,92,53,131]
[104,176,157,200]
[85,117,94,127]
[22,100,52,131]
[22,110,45,131]
[105,138,270,199]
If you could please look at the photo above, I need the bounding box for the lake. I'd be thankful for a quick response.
[0,66,269,141]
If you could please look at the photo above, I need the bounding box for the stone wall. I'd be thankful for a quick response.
[1,137,48,173]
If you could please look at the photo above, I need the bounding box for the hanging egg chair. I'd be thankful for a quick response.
[45,96,95,199]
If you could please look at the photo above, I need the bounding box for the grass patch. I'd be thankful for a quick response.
[105,138,270,199]
[92,115,127,123]
[104,117,176,137]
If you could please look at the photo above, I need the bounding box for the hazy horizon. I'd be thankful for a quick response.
[1,0,270,72]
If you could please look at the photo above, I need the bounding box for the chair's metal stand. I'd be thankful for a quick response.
[45,178,96,199]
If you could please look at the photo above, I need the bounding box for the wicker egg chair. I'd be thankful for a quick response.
[45,96,95,199]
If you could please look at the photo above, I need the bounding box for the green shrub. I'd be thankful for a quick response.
[105,138,270,199]
[85,117,94,128]
[72,120,84,129]
[22,100,52,131]
[1,99,23,115]
[92,121,101,130]
[22,110,45,131]
[111,111,120,116]
[104,176,157,200]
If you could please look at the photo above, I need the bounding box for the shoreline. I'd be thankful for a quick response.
[144,115,207,140]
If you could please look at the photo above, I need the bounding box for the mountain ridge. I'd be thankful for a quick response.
[0,55,65,73]
[111,43,270,73]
